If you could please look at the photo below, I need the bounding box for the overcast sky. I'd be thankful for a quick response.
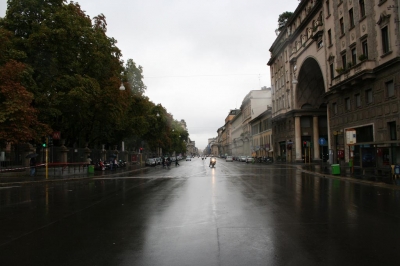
[1,0,300,150]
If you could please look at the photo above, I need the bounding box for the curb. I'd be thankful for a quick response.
[0,166,148,187]
[299,168,400,190]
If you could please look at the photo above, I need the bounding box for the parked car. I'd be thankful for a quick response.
[186,156,191,161]
[362,153,376,167]
[240,156,247,162]
[246,156,254,163]
[226,156,233,162]
[145,158,156,166]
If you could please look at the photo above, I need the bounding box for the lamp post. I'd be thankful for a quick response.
[156,111,161,157]
[119,80,125,162]
[119,80,125,91]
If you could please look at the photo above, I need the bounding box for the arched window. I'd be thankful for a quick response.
[301,104,313,109]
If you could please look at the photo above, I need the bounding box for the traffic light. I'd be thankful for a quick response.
[303,141,307,148]
[48,137,53,147]
[139,147,143,153]
[42,142,47,148]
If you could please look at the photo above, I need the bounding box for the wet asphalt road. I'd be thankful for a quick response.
[1,158,400,266]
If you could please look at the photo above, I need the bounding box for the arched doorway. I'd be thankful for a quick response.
[296,58,325,107]
[294,57,327,162]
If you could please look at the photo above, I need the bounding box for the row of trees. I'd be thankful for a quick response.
[0,0,187,155]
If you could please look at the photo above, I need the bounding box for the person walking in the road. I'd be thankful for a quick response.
[30,157,36,177]
[175,156,180,166]
[166,157,171,169]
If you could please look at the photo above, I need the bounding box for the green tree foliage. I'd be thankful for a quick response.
[0,0,188,153]
[276,11,293,35]
[164,119,188,155]
[124,59,147,95]
[0,27,51,148]
[2,0,125,147]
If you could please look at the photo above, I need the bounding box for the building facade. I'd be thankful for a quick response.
[250,108,274,159]
[268,0,400,168]
[233,88,272,157]
[231,109,243,157]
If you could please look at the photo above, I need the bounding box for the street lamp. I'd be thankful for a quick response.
[119,82,125,91]
[155,111,160,156]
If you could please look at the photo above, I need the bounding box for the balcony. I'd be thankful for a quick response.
[331,59,376,89]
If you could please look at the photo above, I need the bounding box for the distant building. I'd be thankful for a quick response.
[249,107,273,159]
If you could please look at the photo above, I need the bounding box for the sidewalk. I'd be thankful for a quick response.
[299,162,400,188]
[2,162,400,189]
[0,164,146,186]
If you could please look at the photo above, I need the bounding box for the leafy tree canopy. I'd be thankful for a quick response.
[0,0,188,153]
[0,26,51,148]
[124,59,147,95]
[276,11,293,35]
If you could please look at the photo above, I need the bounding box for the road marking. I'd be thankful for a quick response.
[0,186,22,189]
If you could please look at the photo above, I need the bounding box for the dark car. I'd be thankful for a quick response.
[362,153,375,166]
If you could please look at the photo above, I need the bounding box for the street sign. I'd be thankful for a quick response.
[346,129,356,144]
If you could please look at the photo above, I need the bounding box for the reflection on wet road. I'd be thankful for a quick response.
[1,158,400,265]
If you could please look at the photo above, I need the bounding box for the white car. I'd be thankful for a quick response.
[145,158,156,166]
[226,156,233,162]
[246,156,254,163]
[186,156,191,161]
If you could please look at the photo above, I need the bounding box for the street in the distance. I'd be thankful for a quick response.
[1,157,400,266]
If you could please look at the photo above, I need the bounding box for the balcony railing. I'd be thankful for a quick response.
[331,59,376,87]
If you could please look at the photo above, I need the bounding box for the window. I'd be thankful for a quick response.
[349,8,355,28]
[330,63,334,81]
[365,89,373,104]
[318,40,323,48]
[345,97,351,111]
[333,102,337,114]
[355,93,361,107]
[362,40,368,58]
[386,80,394,97]
[328,29,332,46]
[381,26,390,54]
[340,18,344,35]
[342,54,347,69]
[351,48,357,65]
[389,122,397,140]
[359,0,366,18]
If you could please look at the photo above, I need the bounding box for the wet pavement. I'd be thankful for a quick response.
[1,159,400,265]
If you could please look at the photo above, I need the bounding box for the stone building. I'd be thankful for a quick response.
[268,0,400,168]
[186,139,196,156]
[249,108,274,159]
[230,88,272,157]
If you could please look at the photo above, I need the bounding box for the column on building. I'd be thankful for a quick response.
[295,116,302,162]
[313,116,320,160]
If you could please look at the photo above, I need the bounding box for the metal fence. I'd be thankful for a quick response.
[0,144,145,172]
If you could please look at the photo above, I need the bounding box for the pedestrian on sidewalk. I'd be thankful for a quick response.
[30,157,36,177]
